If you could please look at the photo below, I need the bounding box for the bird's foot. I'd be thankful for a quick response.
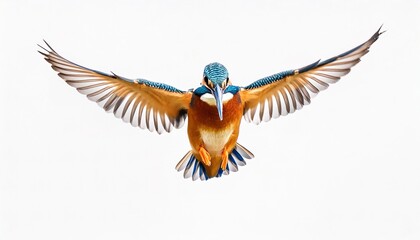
[221,148,229,170]
[199,147,211,166]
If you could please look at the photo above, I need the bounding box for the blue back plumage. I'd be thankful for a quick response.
[203,62,228,85]
[136,78,185,93]
[244,70,295,90]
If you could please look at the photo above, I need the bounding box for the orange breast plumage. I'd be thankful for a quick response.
[182,93,251,178]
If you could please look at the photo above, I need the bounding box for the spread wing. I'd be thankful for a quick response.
[240,27,383,124]
[39,41,192,134]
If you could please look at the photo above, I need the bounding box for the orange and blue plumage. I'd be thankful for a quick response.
[39,27,383,181]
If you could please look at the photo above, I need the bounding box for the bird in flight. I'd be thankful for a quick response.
[39,27,382,181]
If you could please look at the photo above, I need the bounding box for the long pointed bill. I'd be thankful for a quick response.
[213,85,223,120]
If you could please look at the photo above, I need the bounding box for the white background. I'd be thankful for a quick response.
[1,0,419,239]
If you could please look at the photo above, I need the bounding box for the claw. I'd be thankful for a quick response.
[221,148,229,170]
[199,147,211,166]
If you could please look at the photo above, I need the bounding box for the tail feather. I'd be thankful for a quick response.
[175,143,254,181]
[175,151,192,171]
[235,143,254,159]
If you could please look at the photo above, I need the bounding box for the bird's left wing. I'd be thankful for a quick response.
[39,41,192,134]
[239,27,382,124]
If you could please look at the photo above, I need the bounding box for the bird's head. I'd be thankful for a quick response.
[202,62,230,120]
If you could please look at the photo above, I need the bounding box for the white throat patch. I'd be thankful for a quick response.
[200,92,234,106]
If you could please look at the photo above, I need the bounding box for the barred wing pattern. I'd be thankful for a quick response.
[39,42,192,134]
[240,27,382,124]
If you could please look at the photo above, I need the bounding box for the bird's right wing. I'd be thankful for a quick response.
[239,27,383,124]
[39,41,192,134]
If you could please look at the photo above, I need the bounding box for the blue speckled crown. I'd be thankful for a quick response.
[203,62,228,85]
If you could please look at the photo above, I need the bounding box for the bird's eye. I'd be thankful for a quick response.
[204,76,214,88]
[222,77,229,88]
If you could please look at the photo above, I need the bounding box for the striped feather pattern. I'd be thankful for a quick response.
[240,27,383,124]
[39,41,192,134]
[175,143,254,181]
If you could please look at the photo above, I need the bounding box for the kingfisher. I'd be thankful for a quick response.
[39,27,382,181]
